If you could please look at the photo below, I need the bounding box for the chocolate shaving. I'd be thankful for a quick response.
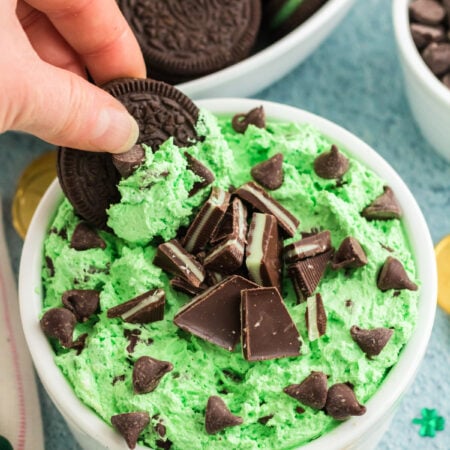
[111,412,150,449]
[377,256,418,291]
[133,356,173,394]
[45,256,55,277]
[350,326,394,357]
[241,287,301,361]
[107,289,165,323]
[284,230,332,265]
[70,222,106,250]
[258,414,274,425]
[62,289,99,322]
[325,384,366,421]
[71,333,88,355]
[112,374,126,385]
[174,275,259,351]
[314,145,349,180]
[112,144,145,178]
[40,307,76,348]
[284,371,328,409]
[251,153,284,190]
[231,106,266,133]
[234,181,300,237]
[361,186,402,220]
[331,237,368,270]
[305,293,327,341]
[205,396,243,434]
[185,153,215,196]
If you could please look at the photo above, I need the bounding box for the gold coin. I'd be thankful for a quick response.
[12,150,57,239]
[435,234,450,314]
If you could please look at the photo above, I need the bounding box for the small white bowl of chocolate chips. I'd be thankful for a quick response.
[393,0,450,160]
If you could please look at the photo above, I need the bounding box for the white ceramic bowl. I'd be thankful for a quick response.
[393,0,450,160]
[177,0,355,99]
[19,98,436,450]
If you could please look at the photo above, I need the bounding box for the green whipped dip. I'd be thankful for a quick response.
[42,110,419,450]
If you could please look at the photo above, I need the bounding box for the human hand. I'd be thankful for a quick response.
[1,0,146,152]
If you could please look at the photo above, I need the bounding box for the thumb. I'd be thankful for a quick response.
[12,60,139,153]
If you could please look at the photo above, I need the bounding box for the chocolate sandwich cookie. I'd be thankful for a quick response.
[265,0,328,39]
[57,78,199,229]
[118,0,262,83]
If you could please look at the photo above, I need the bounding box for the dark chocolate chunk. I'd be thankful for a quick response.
[107,289,166,323]
[204,198,247,274]
[284,230,332,265]
[174,275,258,351]
[410,23,446,49]
[235,181,300,237]
[246,213,282,292]
[295,406,306,414]
[314,145,349,180]
[422,42,450,76]
[111,412,150,449]
[155,421,166,438]
[124,329,148,353]
[112,144,146,178]
[154,240,205,287]
[232,106,266,133]
[325,384,366,421]
[288,251,332,302]
[183,187,231,254]
[331,237,368,270]
[185,153,215,197]
[250,153,284,190]
[258,414,274,425]
[40,307,76,348]
[305,293,327,341]
[409,0,446,26]
[211,198,247,244]
[45,256,55,277]
[350,326,394,357]
[205,396,243,434]
[283,371,328,410]
[241,287,301,361]
[113,374,126,385]
[70,222,106,250]
[169,277,207,296]
[62,289,100,322]
[361,186,402,220]
[71,333,88,355]
[132,356,173,394]
[377,256,418,291]
[156,439,172,450]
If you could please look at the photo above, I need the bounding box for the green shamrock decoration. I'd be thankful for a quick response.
[412,408,445,438]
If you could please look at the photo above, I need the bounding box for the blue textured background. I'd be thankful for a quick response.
[0,0,449,448]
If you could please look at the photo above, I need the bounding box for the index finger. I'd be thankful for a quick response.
[26,0,146,84]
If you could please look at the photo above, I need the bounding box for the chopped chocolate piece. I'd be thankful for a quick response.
[154,240,205,287]
[284,230,332,265]
[156,439,172,450]
[204,199,247,274]
[287,251,332,302]
[174,275,259,351]
[61,289,99,322]
[283,371,328,410]
[183,187,231,253]
[124,329,142,353]
[107,289,166,323]
[251,153,284,190]
[112,144,146,178]
[350,326,394,357]
[234,182,300,237]
[380,242,394,252]
[132,356,173,394]
[377,256,418,291]
[185,153,215,196]
[305,294,327,341]
[71,333,88,355]
[170,277,207,296]
[111,412,150,449]
[295,406,306,414]
[155,421,166,438]
[205,396,243,434]
[325,384,366,421]
[45,256,55,277]
[205,270,226,286]
[246,213,282,292]
[410,23,446,49]
[70,222,106,250]
[231,106,266,133]
[222,369,244,383]
[113,374,126,385]
[241,287,301,361]
[361,186,402,220]
[409,0,446,26]
[258,414,274,425]
[422,42,450,76]
[331,237,368,270]
[211,197,247,244]
[40,307,76,348]
[345,299,353,308]
[314,145,349,180]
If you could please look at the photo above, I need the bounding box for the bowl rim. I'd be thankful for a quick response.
[392,0,450,106]
[19,98,437,450]
[177,0,355,96]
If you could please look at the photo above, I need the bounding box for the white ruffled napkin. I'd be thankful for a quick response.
[0,200,44,450]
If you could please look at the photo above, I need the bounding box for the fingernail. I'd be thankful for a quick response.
[91,107,139,153]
